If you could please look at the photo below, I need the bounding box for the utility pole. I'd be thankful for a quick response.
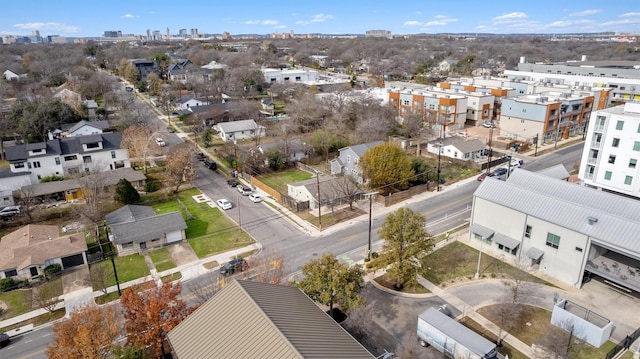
[485,119,495,174]
[364,192,377,261]
[316,171,322,231]
[103,224,121,296]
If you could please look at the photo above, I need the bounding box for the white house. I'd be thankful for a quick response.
[471,168,640,292]
[3,69,27,81]
[426,137,486,161]
[214,120,266,142]
[174,94,208,111]
[5,132,130,183]
[330,141,383,184]
[60,120,110,137]
[438,59,458,73]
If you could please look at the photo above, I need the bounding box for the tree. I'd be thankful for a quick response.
[147,72,162,96]
[120,282,193,358]
[114,178,140,204]
[46,304,121,359]
[330,175,363,210]
[242,247,285,285]
[295,253,365,318]
[166,142,197,193]
[89,264,112,295]
[201,128,213,147]
[372,208,433,290]
[360,142,414,192]
[35,279,62,313]
[120,125,153,173]
[535,320,587,359]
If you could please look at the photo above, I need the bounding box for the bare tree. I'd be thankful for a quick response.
[35,279,62,313]
[184,273,222,306]
[120,125,154,173]
[330,176,363,210]
[89,264,112,295]
[166,142,197,193]
[241,247,285,284]
[535,320,587,359]
[15,185,37,221]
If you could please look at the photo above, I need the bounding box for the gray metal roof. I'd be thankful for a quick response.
[475,169,640,254]
[5,133,123,162]
[419,307,496,355]
[526,247,544,260]
[536,164,570,180]
[493,233,520,249]
[106,205,186,244]
[216,119,262,133]
[168,280,374,359]
[342,141,384,157]
[469,223,494,239]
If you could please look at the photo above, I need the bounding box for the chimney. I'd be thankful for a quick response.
[48,131,54,140]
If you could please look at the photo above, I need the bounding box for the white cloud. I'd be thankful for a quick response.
[261,19,279,25]
[434,15,448,19]
[121,13,139,19]
[295,20,306,25]
[569,9,602,17]
[621,12,640,17]
[274,25,287,29]
[492,12,528,24]
[424,16,458,27]
[244,20,260,25]
[404,20,422,26]
[13,22,79,33]
[311,13,334,23]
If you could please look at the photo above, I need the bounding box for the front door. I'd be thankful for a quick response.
[30,267,38,277]
[140,242,147,250]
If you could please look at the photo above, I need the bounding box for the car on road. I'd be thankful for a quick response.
[125,86,133,92]
[456,132,468,138]
[477,172,496,182]
[227,179,238,187]
[155,138,166,147]
[482,121,496,128]
[167,126,175,133]
[492,167,509,179]
[216,199,232,210]
[196,152,206,161]
[203,159,217,170]
[0,332,9,348]
[219,258,248,276]
[0,205,21,218]
[237,185,252,196]
[248,193,262,203]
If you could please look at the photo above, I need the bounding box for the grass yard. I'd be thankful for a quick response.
[153,188,253,258]
[257,169,313,193]
[420,241,551,287]
[0,289,33,319]
[90,254,149,287]
[0,308,65,332]
[149,248,176,272]
[459,317,528,359]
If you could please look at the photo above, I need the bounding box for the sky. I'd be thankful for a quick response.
[1,1,639,38]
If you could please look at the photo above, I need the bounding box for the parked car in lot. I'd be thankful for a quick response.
[219,258,248,276]
[237,185,252,196]
[216,199,232,210]
[456,132,468,138]
[155,138,166,147]
[477,172,496,182]
[203,159,217,170]
[0,205,21,218]
[248,193,262,203]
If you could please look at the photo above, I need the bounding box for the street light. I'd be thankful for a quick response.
[436,142,443,192]
[103,223,121,295]
[475,236,484,280]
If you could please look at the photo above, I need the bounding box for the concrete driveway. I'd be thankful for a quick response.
[167,241,199,266]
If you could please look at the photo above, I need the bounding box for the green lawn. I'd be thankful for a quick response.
[257,169,313,193]
[153,188,254,258]
[149,248,176,272]
[0,289,33,319]
[460,317,528,359]
[90,254,150,287]
[420,241,551,287]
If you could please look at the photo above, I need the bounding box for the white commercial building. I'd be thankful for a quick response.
[261,68,318,84]
[579,102,640,198]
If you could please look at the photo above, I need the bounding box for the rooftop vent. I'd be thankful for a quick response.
[587,216,598,225]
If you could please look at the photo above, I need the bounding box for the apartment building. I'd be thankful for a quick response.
[499,91,595,144]
[432,85,495,125]
[579,102,640,198]
[388,88,468,131]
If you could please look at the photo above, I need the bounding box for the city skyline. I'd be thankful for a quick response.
[1,0,639,38]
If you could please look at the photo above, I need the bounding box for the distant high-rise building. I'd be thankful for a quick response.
[152,30,162,41]
[32,30,40,37]
[365,30,392,39]
[190,28,198,37]
[103,30,122,38]
[166,27,170,40]
[179,29,187,37]
[146,29,151,41]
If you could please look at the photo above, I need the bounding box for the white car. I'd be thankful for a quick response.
[248,193,262,203]
[0,205,21,217]
[155,138,166,147]
[216,199,232,210]
[482,121,496,128]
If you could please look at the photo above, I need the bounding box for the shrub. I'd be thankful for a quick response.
[0,277,15,292]
[44,263,62,276]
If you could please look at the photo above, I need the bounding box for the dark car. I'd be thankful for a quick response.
[227,179,238,187]
[477,172,496,182]
[492,167,509,177]
[196,152,206,161]
[203,159,217,170]
[0,333,9,348]
[220,258,248,276]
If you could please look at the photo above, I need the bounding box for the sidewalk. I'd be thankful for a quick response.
[0,243,260,329]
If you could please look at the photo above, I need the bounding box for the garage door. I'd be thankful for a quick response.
[166,230,183,244]
[61,253,85,269]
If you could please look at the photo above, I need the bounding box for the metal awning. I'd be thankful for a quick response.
[493,233,520,249]
[526,247,544,261]
[469,223,495,239]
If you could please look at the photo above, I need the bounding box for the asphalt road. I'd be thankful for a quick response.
[0,325,52,359]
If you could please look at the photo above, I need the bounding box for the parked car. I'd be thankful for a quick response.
[482,121,496,128]
[227,179,238,187]
[0,205,21,218]
[477,172,496,182]
[216,199,232,210]
[155,138,166,147]
[237,185,252,196]
[196,152,206,161]
[509,158,524,169]
[456,132,468,138]
[167,126,175,133]
[203,159,217,170]
[492,167,509,179]
[219,258,248,276]
[248,193,262,203]
[125,86,133,92]
[0,332,9,348]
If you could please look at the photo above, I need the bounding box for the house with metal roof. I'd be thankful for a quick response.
[0,224,88,281]
[426,137,486,162]
[105,205,186,256]
[471,168,640,291]
[213,119,266,142]
[167,280,374,358]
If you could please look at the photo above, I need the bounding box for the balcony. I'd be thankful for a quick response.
[590,140,602,148]
[587,157,598,165]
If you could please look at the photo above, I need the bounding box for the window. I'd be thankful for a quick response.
[612,138,620,147]
[545,233,560,249]
[630,159,637,169]
[111,151,116,159]
[497,244,516,255]
[608,155,616,164]
[604,171,612,180]
[616,120,624,130]
[525,225,532,238]
[4,269,17,277]
[64,155,77,161]
[32,161,41,168]
[14,162,25,168]
[55,157,61,165]
[638,123,640,133]
[86,142,100,149]
[575,247,583,252]
[83,155,92,164]
[634,142,640,151]
[625,176,633,185]
[122,242,134,249]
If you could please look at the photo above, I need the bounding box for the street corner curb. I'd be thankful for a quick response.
[367,273,437,299]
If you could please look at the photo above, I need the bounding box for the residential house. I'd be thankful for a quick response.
[330,141,383,184]
[0,224,88,281]
[83,99,99,119]
[3,69,27,81]
[260,98,275,115]
[426,137,486,161]
[288,174,361,210]
[60,120,110,137]
[131,59,159,80]
[438,59,458,73]
[214,119,266,142]
[167,280,374,358]
[167,59,201,83]
[5,132,130,183]
[106,205,187,256]
[53,87,82,108]
[387,87,468,131]
[261,68,319,84]
[188,102,231,127]
[173,94,208,111]
[256,139,311,163]
[471,168,640,292]
[579,102,640,198]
